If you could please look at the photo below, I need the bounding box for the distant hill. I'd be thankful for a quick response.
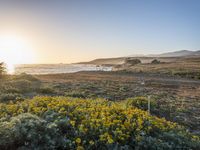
[193,50,200,56]
[135,50,200,57]
[78,57,125,65]
[78,50,200,65]
[152,50,197,57]
[78,57,178,65]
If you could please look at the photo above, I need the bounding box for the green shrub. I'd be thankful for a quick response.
[124,58,141,65]
[39,87,56,94]
[125,97,158,112]
[0,113,67,150]
[0,93,24,102]
[4,87,20,93]
[65,91,86,98]
[151,59,161,64]
[13,73,39,82]
[11,79,32,93]
[0,62,6,78]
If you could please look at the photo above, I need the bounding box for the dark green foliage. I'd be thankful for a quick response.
[0,113,67,150]
[65,91,86,98]
[124,58,141,65]
[39,87,56,94]
[0,93,24,102]
[0,62,6,77]
[173,71,200,80]
[0,73,42,102]
[151,59,161,64]
[125,97,158,112]
[133,131,199,150]
[13,73,39,82]
[11,79,32,93]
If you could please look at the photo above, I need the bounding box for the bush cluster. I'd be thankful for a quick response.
[124,58,141,66]
[0,73,41,102]
[0,96,199,149]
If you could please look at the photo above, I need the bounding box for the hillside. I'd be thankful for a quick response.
[79,57,179,65]
[78,50,200,66]
[78,57,125,65]
[154,50,199,57]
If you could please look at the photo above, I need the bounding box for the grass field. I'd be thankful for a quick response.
[113,56,200,80]
[1,70,200,136]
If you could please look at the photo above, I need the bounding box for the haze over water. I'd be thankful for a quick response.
[15,64,112,75]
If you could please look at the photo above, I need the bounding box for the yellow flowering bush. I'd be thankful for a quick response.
[0,96,199,149]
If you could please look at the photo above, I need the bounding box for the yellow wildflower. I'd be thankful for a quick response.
[77,146,84,150]
[89,140,94,145]
[70,120,76,127]
[107,136,114,144]
[76,138,81,144]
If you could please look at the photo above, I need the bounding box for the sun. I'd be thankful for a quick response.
[0,34,36,74]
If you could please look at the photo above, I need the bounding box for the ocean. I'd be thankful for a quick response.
[14,64,113,75]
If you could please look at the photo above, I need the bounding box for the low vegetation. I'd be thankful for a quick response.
[0,62,200,149]
[1,72,200,134]
[151,59,161,64]
[0,96,199,149]
[0,73,41,102]
[124,58,141,66]
[0,62,6,78]
[114,57,200,80]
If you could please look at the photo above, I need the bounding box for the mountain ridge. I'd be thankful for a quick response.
[77,50,200,65]
[128,50,200,57]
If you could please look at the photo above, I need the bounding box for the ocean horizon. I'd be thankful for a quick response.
[14,64,113,75]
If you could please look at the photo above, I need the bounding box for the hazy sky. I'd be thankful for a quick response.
[0,0,200,63]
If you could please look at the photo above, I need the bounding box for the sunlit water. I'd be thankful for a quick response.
[14,64,113,75]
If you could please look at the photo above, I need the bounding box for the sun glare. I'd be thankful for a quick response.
[0,34,36,74]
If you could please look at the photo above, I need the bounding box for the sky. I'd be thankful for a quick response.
[0,0,200,64]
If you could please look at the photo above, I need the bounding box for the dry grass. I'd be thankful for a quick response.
[34,71,200,133]
[114,57,200,79]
